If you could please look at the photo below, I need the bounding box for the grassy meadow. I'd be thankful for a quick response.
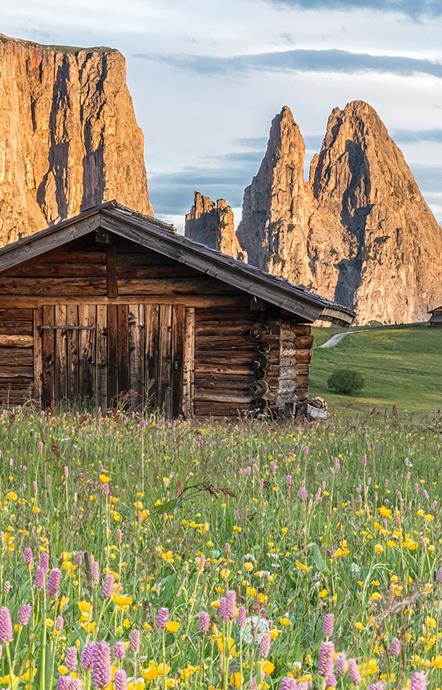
[310,325,442,416]
[0,409,441,689]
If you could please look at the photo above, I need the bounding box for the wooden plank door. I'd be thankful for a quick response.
[145,304,188,417]
[125,303,191,417]
[40,305,99,407]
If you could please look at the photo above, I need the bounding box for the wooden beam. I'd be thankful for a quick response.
[0,335,33,348]
[0,295,249,308]
[107,244,118,298]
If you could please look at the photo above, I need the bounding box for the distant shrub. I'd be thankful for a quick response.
[327,369,365,395]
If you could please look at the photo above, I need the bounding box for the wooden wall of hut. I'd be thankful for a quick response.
[0,233,313,416]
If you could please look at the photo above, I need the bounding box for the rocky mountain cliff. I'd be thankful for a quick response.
[195,101,442,324]
[185,191,245,259]
[0,34,152,245]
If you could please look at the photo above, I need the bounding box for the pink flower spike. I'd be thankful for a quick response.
[130,628,140,653]
[389,637,400,656]
[259,633,270,658]
[237,606,246,628]
[113,641,125,660]
[298,485,308,501]
[23,547,34,566]
[35,566,45,590]
[47,568,61,598]
[114,669,128,690]
[318,641,334,676]
[335,652,347,676]
[199,611,210,633]
[348,659,361,686]
[156,607,169,629]
[0,607,13,643]
[18,604,32,626]
[102,573,114,599]
[39,552,49,572]
[323,612,334,638]
[410,672,427,690]
[91,641,111,688]
[65,645,77,672]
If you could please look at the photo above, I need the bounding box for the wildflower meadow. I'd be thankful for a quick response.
[0,408,441,690]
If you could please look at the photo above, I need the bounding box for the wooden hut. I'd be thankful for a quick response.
[0,201,354,416]
[428,306,442,328]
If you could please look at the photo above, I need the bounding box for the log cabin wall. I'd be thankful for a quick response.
[0,308,34,404]
[0,232,314,415]
[193,307,266,417]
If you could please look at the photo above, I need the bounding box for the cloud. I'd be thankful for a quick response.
[261,0,442,19]
[135,47,442,81]
[412,164,442,193]
[391,129,442,143]
[150,163,255,215]
[235,130,442,152]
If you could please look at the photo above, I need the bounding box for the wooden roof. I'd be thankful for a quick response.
[0,201,355,326]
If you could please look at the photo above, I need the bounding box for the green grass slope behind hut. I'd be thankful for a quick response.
[310,324,442,415]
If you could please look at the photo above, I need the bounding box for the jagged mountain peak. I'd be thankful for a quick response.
[203,100,442,324]
[185,191,245,260]
[0,34,151,244]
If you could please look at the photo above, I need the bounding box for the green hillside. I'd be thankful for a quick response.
[310,324,442,415]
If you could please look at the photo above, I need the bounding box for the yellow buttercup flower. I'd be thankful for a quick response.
[165,620,180,633]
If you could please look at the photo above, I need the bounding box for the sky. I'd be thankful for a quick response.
[1,0,442,230]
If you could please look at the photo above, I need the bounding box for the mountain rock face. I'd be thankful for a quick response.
[0,34,152,245]
[237,106,312,283]
[236,101,442,324]
[185,191,245,259]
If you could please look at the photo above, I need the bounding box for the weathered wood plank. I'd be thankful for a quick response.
[171,304,185,418]
[78,305,96,401]
[0,335,33,348]
[194,401,255,414]
[195,308,255,322]
[41,306,54,406]
[4,262,107,278]
[117,277,238,296]
[0,348,33,365]
[144,304,158,410]
[193,391,255,404]
[117,304,129,396]
[116,263,201,279]
[66,305,79,401]
[0,277,107,296]
[107,244,118,298]
[107,304,118,405]
[182,307,195,418]
[158,305,172,415]
[196,337,258,351]
[128,304,143,409]
[0,308,33,320]
[0,366,33,378]
[54,305,67,401]
[195,364,255,376]
[96,305,108,410]
[0,320,33,335]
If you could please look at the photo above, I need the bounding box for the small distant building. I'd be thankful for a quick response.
[428,306,442,328]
